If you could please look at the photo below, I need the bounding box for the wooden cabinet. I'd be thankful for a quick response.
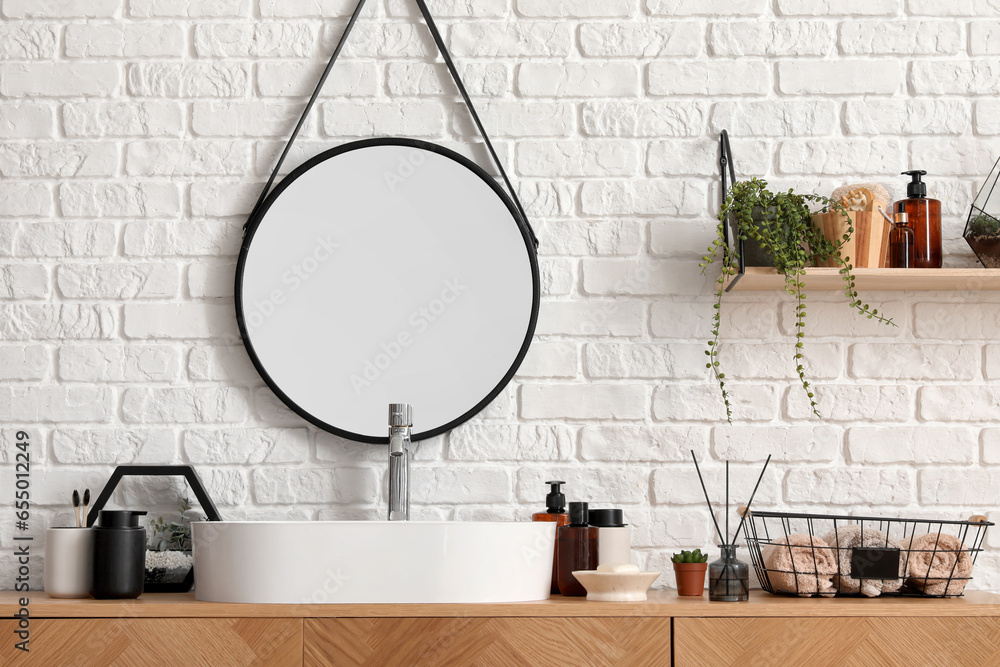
[303,618,671,666]
[675,617,1000,666]
[2,592,999,666]
[0,618,301,666]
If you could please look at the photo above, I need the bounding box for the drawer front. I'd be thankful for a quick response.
[0,618,302,667]
[305,618,671,667]
[675,617,1000,667]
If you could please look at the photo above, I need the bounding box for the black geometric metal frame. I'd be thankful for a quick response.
[86,465,222,593]
[962,154,1000,266]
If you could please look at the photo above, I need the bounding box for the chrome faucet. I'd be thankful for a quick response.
[387,403,412,521]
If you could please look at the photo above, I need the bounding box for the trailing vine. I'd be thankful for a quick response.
[700,178,895,423]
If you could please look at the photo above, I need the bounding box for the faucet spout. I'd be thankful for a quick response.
[388,403,412,521]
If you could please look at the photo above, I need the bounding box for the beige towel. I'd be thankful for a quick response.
[901,533,973,596]
[762,534,837,597]
[821,526,905,597]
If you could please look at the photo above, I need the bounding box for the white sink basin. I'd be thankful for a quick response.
[192,521,555,604]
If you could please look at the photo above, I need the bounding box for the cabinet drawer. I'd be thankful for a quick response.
[0,618,302,667]
[675,617,1000,667]
[305,618,671,667]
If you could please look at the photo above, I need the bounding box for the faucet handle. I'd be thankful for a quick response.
[389,403,412,427]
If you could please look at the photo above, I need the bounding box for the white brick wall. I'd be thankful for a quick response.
[1,0,999,591]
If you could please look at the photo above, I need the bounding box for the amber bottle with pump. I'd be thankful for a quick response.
[557,501,598,597]
[897,170,942,268]
[532,481,569,594]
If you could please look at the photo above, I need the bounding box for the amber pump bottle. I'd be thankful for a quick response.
[532,481,569,594]
[557,502,598,597]
[897,170,942,268]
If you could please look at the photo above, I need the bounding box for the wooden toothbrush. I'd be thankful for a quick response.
[82,489,91,527]
[73,490,81,528]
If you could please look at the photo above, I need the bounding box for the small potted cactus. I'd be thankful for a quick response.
[672,549,709,596]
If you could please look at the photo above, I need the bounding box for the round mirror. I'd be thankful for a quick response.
[237,138,539,444]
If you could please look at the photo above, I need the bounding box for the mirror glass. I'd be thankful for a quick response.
[237,138,539,443]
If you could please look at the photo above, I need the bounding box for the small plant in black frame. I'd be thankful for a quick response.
[964,155,1000,268]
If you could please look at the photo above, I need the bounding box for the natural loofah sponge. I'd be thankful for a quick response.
[831,183,891,212]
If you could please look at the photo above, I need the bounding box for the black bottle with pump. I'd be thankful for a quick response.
[556,502,598,597]
[91,510,147,599]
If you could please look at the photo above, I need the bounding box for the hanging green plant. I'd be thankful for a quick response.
[700,178,895,423]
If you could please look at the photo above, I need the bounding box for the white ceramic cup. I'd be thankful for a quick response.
[44,527,94,598]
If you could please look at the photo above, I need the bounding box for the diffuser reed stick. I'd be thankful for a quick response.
[690,450,725,545]
[691,452,771,545]
[731,455,771,544]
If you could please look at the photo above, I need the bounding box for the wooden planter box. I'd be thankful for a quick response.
[811,211,889,269]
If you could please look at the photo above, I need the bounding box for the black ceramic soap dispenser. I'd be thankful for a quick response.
[91,510,147,599]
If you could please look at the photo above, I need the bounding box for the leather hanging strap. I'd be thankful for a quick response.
[245,0,538,249]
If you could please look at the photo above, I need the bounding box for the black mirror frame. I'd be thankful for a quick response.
[235,137,541,445]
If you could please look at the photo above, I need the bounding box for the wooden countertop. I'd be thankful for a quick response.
[4,590,1000,619]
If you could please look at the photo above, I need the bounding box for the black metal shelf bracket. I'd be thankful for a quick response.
[719,130,746,292]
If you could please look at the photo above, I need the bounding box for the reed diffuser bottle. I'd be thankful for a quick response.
[709,545,750,602]
[691,453,771,603]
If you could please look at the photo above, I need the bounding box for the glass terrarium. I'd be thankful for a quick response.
[964,155,1000,267]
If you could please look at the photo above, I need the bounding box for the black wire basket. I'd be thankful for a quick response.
[744,510,993,598]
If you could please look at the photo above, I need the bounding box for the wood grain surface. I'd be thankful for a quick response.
[304,617,671,667]
[725,267,1000,292]
[675,617,1000,667]
[3,591,999,619]
[0,618,302,666]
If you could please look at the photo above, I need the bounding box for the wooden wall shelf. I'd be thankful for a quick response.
[725,267,1000,292]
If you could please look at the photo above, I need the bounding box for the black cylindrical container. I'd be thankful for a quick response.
[91,510,147,599]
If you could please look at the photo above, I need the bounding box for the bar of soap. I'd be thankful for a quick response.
[597,563,639,573]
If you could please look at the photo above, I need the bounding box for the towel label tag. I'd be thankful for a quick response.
[851,547,901,580]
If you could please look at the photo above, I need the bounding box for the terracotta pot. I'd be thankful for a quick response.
[673,562,708,596]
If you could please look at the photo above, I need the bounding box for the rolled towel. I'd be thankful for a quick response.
[901,533,973,596]
[821,526,905,597]
[762,534,837,597]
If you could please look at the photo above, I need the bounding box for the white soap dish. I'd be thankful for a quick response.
[572,568,661,602]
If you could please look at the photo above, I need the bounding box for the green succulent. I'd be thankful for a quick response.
[700,178,895,423]
[970,213,1000,237]
[672,549,708,564]
[148,497,196,552]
